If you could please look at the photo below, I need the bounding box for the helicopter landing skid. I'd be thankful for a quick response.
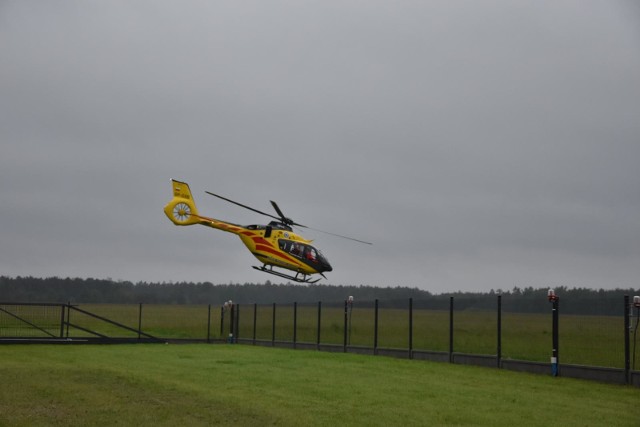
[252,265,322,284]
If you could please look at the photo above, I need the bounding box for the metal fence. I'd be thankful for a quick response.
[1,295,639,387]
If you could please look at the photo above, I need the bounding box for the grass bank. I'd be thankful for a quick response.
[0,344,637,426]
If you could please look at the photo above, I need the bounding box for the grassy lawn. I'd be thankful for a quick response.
[0,344,638,426]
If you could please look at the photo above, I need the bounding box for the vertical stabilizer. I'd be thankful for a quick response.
[164,179,200,225]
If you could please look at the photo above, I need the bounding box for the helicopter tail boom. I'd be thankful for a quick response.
[164,179,201,226]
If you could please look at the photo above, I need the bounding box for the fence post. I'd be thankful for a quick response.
[497,295,502,368]
[253,303,257,345]
[449,296,454,363]
[343,299,348,352]
[293,302,297,349]
[220,306,224,337]
[229,303,235,343]
[548,290,560,377]
[66,301,71,338]
[272,302,276,346]
[624,295,630,384]
[207,304,211,343]
[409,298,413,359]
[348,297,353,346]
[553,299,559,376]
[374,299,379,355]
[317,301,322,350]
[235,303,240,343]
[59,304,65,338]
[138,303,142,340]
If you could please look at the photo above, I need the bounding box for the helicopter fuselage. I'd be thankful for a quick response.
[202,218,333,276]
[164,179,338,282]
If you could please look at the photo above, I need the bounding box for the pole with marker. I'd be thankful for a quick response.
[548,289,560,377]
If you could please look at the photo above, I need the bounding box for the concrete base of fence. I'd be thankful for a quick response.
[501,359,549,375]
[248,339,296,349]
[452,353,497,368]
[631,371,640,387]
[0,338,86,344]
[375,348,410,359]
[317,343,343,353]
[412,350,450,363]
[500,359,631,386]
[0,337,167,345]
[560,364,627,385]
[292,342,316,351]
[346,346,376,356]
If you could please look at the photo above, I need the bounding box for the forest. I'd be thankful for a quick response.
[1,276,637,315]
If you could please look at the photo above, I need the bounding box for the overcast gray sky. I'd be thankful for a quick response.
[1,1,639,293]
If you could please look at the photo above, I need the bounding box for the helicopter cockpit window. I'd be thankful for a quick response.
[278,239,317,261]
[290,243,303,257]
[305,247,317,262]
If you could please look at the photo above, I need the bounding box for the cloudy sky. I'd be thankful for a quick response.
[1,1,639,293]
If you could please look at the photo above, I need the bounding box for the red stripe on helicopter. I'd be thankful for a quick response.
[250,236,304,265]
[255,244,301,265]
[251,236,271,246]
[213,222,244,233]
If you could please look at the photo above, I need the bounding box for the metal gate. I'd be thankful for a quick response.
[0,302,162,343]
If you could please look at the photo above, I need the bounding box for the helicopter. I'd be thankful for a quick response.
[163,179,371,283]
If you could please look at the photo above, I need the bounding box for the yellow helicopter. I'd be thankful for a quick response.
[164,179,371,283]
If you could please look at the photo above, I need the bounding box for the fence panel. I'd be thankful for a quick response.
[500,311,548,363]
[560,296,625,369]
[295,302,318,344]
[500,297,548,363]
[72,304,139,338]
[237,304,255,341]
[0,303,62,338]
[560,313,623,368]
[413,299,450,353]
[141,304,209,340]
[272,303,294,342]
[318,302,344,345]
[252,304,274,341]
[453,309,497,356]
[377,300,409,350]
[347,300,375,347]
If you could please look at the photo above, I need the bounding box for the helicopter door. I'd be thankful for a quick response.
[278,239,302,257]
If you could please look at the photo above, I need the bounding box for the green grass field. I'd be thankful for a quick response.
[0,344,638,426]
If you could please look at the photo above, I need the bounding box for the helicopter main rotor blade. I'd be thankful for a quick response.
[207,190,372,245]
[270,200,304,227]
[205,191,281,222]
[270,200,286,220]
[271,200,371,244]
[303,226,373,245]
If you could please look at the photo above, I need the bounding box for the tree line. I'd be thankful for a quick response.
[1,276,637,315]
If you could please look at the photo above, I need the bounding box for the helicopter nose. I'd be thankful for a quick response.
[322,262,332,273]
